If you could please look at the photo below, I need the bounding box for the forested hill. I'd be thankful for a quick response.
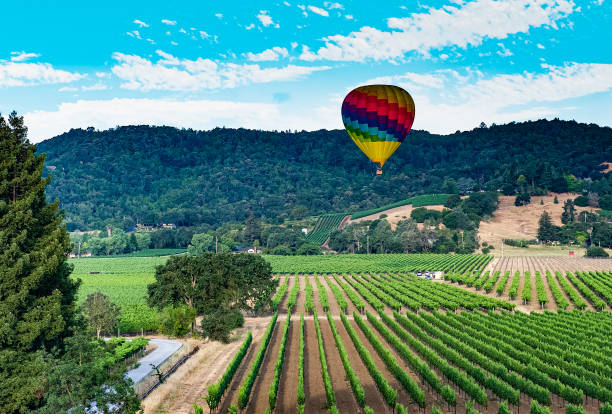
[37,119,612,231]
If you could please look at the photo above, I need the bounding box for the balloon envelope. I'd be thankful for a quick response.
[341,84,415,167]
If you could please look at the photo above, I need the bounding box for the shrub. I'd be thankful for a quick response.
[201,308,243,343]
[574,195,588,207]
[158,304,196,337]
[586,246,609,258]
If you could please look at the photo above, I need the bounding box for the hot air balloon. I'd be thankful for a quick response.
[341,84,415,175]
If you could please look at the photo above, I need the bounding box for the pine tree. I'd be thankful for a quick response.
[0,112,80,410]
[537,211,557,243]
[561,199,575,224]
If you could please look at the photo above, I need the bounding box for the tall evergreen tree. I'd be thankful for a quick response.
[0,112,80,411]
[561,199,575,224]
[537,211,557,243]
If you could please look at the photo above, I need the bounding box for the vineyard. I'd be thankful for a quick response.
[306,213,348,245]
[266,253,492,274]
[200,272,612,414]
[443,256,612,312]
[70,254,492,332]
[350,194,452,220]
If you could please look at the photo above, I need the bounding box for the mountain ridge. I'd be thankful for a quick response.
[36,119,612,231]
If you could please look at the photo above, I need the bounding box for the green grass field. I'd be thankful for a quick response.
[70,257,166,332]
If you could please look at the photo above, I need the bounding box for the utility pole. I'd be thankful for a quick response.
[215,236,218,254]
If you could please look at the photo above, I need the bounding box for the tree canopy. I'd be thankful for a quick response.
[0,112,139,412]
[147,253,275,341]
[36,119,612,231]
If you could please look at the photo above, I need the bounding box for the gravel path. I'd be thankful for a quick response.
[126,338,183,384]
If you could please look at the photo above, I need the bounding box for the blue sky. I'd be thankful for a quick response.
[1,0,611,142]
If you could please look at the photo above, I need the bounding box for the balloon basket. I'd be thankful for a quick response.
[376,168,383,176]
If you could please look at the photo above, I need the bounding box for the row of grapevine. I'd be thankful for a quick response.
[287,274,300,311]
[545,271,569,310]
[421,311,547,405]
[453,311,611,403]
[492,311,612,384]
[304,276,314,314]
[205,332,253,410]
[483,271,501,293]
[297,313,305,413]
[577,271,612,304]
[381,311,488,406]
[340,312,398,407]
[474,271,491,290]
[495,271,511,295]
[271,275,290,310]
[521,271,533,304]
[366,311,456,406]
[333,274,365,312]
[268,314,291,411]
[341,274,384,312]
[566,272,607,311]
[535,271,548,307]
[324,274,348,313]
[315,274,330,312]
[353,312,426,407]
[556,272,587,310]
[353,274,402,311]
[237,312,278,408]
[312,309,339,413]
[508,271,520,299]
[404,311,522,406]
[325,311,366,407]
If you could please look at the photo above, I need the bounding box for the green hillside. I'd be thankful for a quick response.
[36,119,612,231]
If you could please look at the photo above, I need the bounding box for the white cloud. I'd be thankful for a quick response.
[257,10,278,27]
[284,1,291,5]
[161,19,177,25]
[497,43,513,57]
[24,98,343,143]
[291,41,298,49]
[215,13,223,18]
[146,38,156,44]
[199,31,210,39]
[245,23,255,30]
[537,43,546,49]
[0,61,85,87]
[179,28,187,34]
[126,30,141,39]
[344,14,353,19]
[133,19,149,27]
[300,0,576,61]
[81,82,108,91]
[95,72,110,78]
[110,50,330,91]
[246,47,289,61]
[10,51,40,62]
[307,5,329,16]
[324,2,343,9]
[170,41,179,46]
[360,63,612,133]
[58,86,78,92]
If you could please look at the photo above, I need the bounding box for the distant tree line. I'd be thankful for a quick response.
[36,119,612,231]
[329,192,498,254]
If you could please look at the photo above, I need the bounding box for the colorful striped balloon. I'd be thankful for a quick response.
[341,85,415,173]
